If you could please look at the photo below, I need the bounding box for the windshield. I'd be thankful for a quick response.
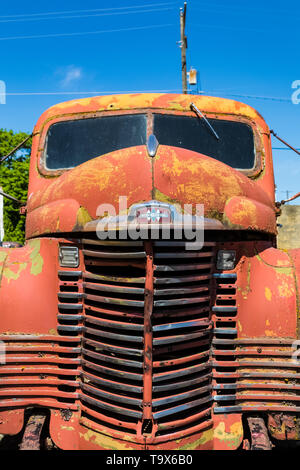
[153,114,255,169]
[43,112,255,171]
[44,114,147,170]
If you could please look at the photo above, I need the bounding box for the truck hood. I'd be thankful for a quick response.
[26,145,276,238]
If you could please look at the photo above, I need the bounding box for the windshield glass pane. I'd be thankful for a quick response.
[153,114,255,169]
[45,114,147,170]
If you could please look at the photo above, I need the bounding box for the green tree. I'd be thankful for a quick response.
[0,129,32,244]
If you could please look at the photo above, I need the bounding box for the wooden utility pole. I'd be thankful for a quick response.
[180,2,187,94]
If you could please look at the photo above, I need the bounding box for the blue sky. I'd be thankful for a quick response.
[0,0,299,202]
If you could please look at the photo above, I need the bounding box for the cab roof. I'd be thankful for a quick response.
[33,93,269,134]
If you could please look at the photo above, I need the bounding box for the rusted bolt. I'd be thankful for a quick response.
[60,409,73,421]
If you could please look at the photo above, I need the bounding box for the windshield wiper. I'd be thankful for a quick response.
[190,103,219,140]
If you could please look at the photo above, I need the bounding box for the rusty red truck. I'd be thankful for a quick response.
[0,93,299,450]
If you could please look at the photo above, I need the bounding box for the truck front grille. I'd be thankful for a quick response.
[0,332,80,412]
[80,238,215,442]
[81,239,145,435]
[151,241,214,440]
[211,271,300,414]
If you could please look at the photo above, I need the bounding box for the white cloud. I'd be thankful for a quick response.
[59,65,83,88]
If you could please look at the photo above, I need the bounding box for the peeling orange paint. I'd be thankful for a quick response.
[265,287,272,301]
[26,93,276,239]
[3,93,300,451]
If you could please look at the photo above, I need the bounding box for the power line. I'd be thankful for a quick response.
[0,23,175,41]
[270,129,300,156]
[201,90,291,103]
[273,147,300,151]
[190,22,267,35]
[0,89,292,103]
[0,2,176,19]
[192,2,297,17]
[0,6,176,24]
[3,89,182,96]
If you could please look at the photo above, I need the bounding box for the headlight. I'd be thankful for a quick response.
[59,246,79,268]
[216,250,236,270]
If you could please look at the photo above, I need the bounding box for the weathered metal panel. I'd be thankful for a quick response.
[0,238,59,334]
[26,93,276,239]
[277,205,300,249]
[153,147,275,234]
[236,246,297,338]
[2,93,299,450]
